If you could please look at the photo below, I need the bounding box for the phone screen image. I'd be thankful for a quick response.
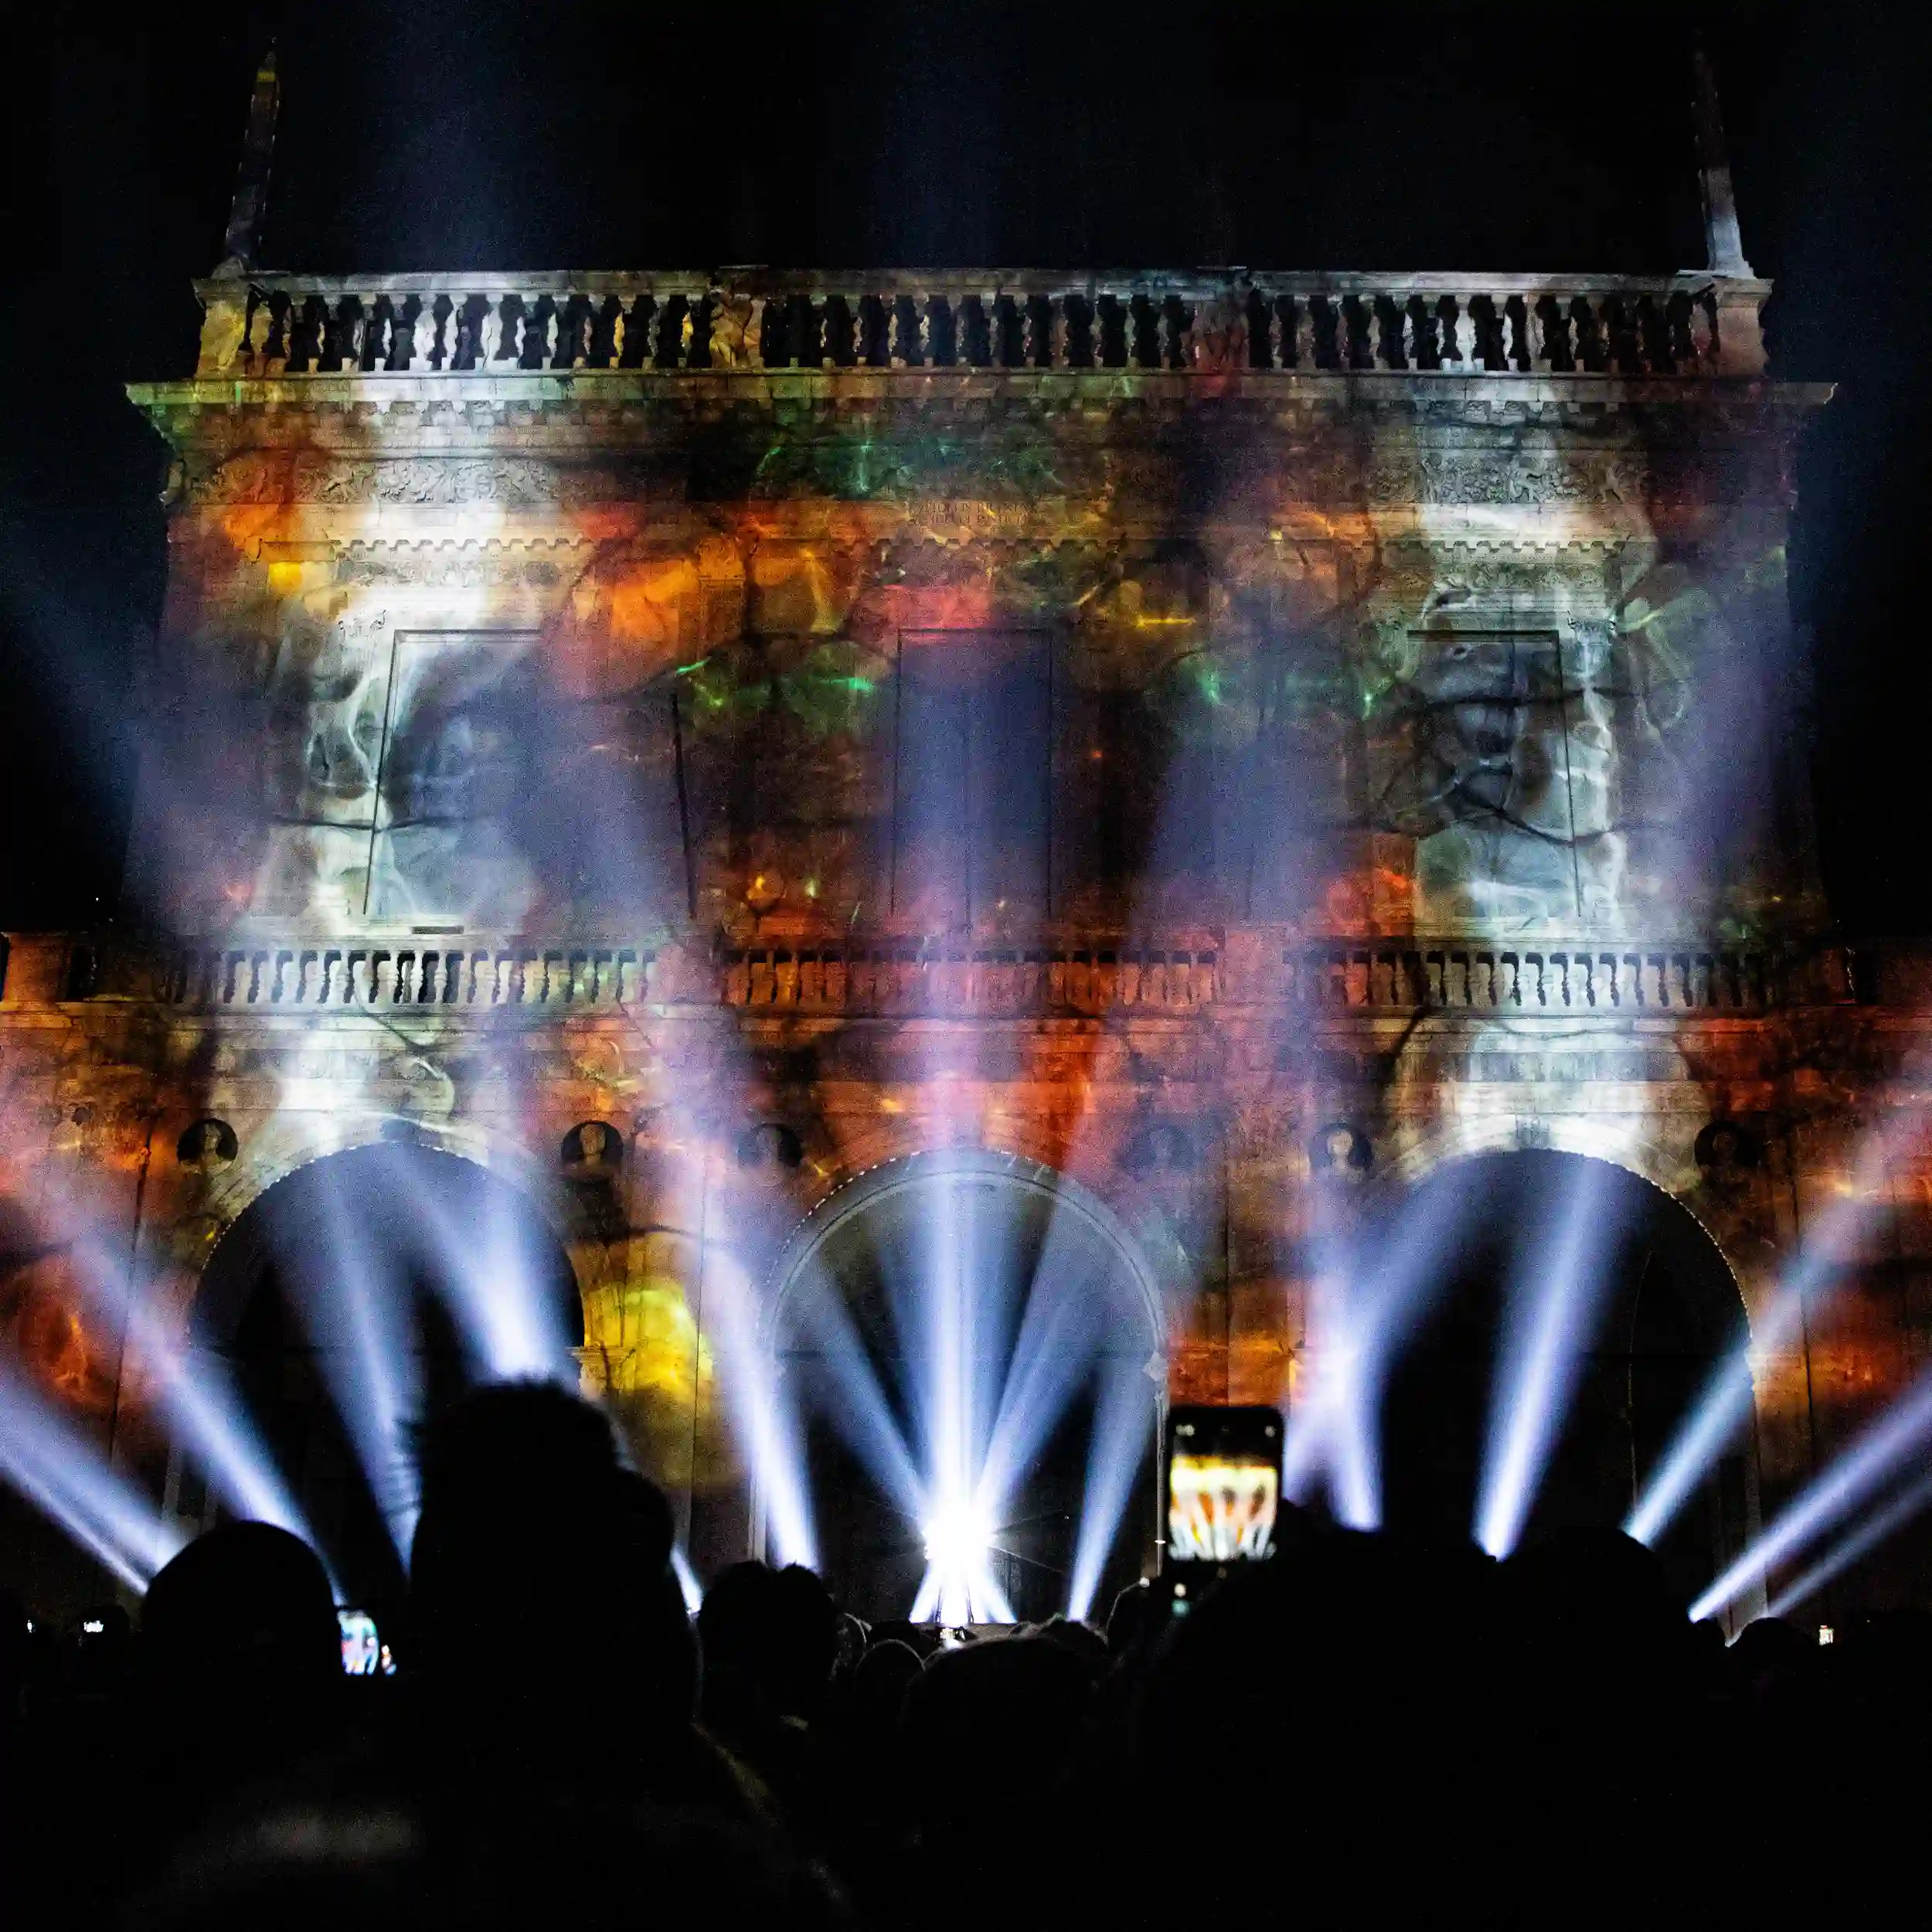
[1165,1406,1282,1563]
[337,1608,389,1676]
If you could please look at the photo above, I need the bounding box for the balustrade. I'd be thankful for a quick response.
[721,942,1218,1015]
[162,941,648,1010]
[23,932,1830,1021]
[193,269,1765,381]
[1284,943,1777,1014]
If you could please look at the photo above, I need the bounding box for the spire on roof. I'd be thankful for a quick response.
[214,46,280,278]
[1693,42,1755,279]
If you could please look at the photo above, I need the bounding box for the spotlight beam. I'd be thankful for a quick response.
[1764,1466,1932,1624]
[975,1259,1105,1519]
[1475,1159,1623,1560]
[0,1355,186,1590]
[1284,1177,1476,1529]
[1067,1362,1150,1621]
[63,1235,317,1549]
[398,1158,573,1381]
[1628,1118,1917,1548]
[289,1159,422,1557]
[698,1240,818,1570]
[1691,1365,1932,1623]
[785,1262,926,1517]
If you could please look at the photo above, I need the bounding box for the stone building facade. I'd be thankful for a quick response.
[5,251,1930,1621]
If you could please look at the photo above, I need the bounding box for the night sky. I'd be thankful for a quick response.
[5,2,1928,933]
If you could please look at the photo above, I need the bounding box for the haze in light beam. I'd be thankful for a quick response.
[1475,1159,1624,1560]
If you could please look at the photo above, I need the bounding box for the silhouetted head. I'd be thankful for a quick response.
[135,1521,342,1828]
[1135,1529,1497,1921]
[903,1635,1094,1828]
[143,1521,338,1703]
[768,1563,839,1719]
[1501,1526,1696,1741]
[409,1379,693,1769]
[1034,1614,1109,1681]
[696,1560,784,1734]
[1726,1613,1811,1682]
[1106,1577,1156,1658]
[847,1637,922,1734]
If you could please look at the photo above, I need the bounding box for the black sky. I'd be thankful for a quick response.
[4,1,1928,933]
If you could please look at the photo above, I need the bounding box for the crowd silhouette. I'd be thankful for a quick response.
[4,1378,1929,1929]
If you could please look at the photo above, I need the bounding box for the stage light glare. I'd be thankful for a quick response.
[1475,1160,1622,1560]
[1764,1467,1932,1624]
[1691,1366,1932,1623]
[922,1494,992,1575]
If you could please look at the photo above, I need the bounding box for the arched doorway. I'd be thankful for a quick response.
[769,1151,1163,1624]
[191,1142,582,1607]
[1365,1150,1748,1601]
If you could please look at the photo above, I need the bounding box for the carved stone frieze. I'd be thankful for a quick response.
[194,451,664,507]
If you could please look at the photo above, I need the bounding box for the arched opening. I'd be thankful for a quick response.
[191,1143,582,1607]
[1369,1150,1748,1601]
[770,1151,1162,1624]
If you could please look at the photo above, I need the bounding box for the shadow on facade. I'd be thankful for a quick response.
[189,1143,582,1608]
[1376,1149,1748,1604]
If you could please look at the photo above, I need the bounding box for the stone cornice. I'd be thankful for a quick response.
[130,368,1832,449]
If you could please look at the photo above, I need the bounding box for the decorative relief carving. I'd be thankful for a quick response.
[1366,445,1640,507]
[196,452,657,507]
[335,539,594,589]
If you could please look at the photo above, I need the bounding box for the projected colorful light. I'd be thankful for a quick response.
[0,212,1868,1632]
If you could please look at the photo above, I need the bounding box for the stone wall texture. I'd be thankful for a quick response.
[7,266,1929,1616]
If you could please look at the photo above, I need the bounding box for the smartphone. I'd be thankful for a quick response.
[1165,1406,1282,1566]
[336,1607,392,1676]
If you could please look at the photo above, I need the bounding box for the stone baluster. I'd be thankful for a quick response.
[243,291,271,370]
[393,296,422,372]
[960,291,988,367]
[1435,294,1463,369]
[287,294,322,372]
[480,296,505,368]
[412,296,439,370]
[1282,292,1308,370]
[1049,294,1070,369]
[1533,293,1570,372]
[1160,292,1192,369]
[1407,294,1437,370]
[1688,286,1719,366]
[626,292,659,369]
